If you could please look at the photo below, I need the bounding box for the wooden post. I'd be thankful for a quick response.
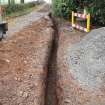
[87,14,90,32]
[72,11,74,26]
[0,6,3,22]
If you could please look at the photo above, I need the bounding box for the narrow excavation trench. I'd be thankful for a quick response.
[45,14,59,105]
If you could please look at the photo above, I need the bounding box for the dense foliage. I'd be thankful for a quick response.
[52,0,105,25]
[52,0,77,19]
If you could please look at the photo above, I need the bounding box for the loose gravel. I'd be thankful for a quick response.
[56,23,105,105]
[67,27,105,89]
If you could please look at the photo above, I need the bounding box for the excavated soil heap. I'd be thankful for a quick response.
[57,26,105,105]
[0,16,54,105]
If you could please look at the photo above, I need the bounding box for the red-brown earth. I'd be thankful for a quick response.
[0,16,54,105]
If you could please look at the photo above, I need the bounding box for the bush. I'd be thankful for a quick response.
[87,0,105,25]
[76,0,105,25]
[52,0,77,19]
[52,0,105,25]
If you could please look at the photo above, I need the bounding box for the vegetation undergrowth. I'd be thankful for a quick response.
[2,2,40,19]
[52,0,105,26]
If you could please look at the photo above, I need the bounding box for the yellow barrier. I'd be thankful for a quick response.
[71,11,90,32]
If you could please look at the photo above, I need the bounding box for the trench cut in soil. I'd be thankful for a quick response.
[45,15,59,105]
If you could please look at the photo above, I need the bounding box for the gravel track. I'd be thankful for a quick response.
[6,4,50,38]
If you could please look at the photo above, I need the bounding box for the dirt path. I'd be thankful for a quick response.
[0,12,91,105]
[0,4,59,105]
[6,4,50,38]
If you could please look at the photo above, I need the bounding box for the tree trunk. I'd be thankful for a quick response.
[8,0,15,5]
[21,0,24,3]
[8,0,11,5]
[11,0,15,4]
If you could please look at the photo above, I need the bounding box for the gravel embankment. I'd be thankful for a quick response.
[68,27,105,90]
[56,24,105,105]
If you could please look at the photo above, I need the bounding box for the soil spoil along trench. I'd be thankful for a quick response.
[0,13,55,105]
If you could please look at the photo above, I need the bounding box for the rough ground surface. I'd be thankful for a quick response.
[1,3,105,105]
[67,27,105,89]
[56,23,105,105]
[6,4,50,38]
[0,16,54,105]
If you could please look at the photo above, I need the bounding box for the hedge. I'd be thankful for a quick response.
[52,0,105,25]
[52,0,77,19]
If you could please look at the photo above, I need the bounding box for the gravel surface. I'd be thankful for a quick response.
[6,4,50,38]
[67,27,105,90]
[56,22,105,105]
